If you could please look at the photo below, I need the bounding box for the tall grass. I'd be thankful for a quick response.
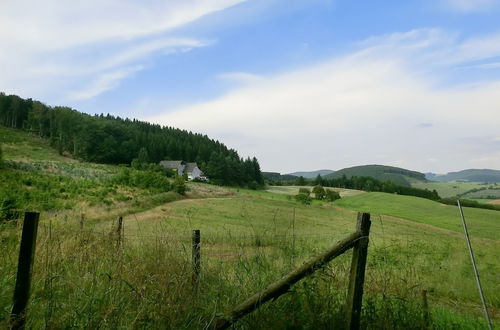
[0,207,494,329]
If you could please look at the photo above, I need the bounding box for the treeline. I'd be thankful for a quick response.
[267,174,440,201]
[0,92,263,187]
[319,175,440,200]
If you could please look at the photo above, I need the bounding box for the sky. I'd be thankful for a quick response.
[1,0,500,174]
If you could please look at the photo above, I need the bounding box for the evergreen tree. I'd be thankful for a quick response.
[0,92,264,187]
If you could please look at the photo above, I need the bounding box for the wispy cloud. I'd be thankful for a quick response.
[148,28,500,173]
[443,0,500,12]
[0,0,244,101]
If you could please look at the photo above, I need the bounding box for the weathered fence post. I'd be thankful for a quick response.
[116,216,123,247]
[346,212,371,330]
[80,213,85,231]
[11,212,40,330]
[192,229,201,282]
[421,289,429,330]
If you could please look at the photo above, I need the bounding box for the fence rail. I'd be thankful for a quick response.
[211,212,371,330]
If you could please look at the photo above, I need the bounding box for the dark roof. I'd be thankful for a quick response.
[159,160,185,169]
[184,162,199,173]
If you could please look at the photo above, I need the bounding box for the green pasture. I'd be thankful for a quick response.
[266,185,365,198]
[411,180,487,198]
[334,192,500,240]
[2,192,497,329]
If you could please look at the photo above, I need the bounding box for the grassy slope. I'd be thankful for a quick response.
[411,180,488,198]
[0,126,181,221]
[334,192,500,240]
[0,126,72,162]
[2,193,497,328]
[105,194,500,322]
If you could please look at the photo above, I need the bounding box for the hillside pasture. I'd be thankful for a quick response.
[334,192,500,240]
[411,180,487,198]
[266,185,365,198]
[1,192,498,329]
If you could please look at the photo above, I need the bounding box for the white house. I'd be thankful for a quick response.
[159,160,206,181]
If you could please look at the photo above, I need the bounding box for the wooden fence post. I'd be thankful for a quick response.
[422,289,429,330]
[346,212,371,330]
[11,212,40,330]
[116,216,123,247]
[192,229,201,281]
[80,213,85,231]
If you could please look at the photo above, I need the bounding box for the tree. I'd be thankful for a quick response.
[296,176,306,186]
[298,187,311,196]
[325,189,341,202]
[173,175,187,195]
[295,192,312,205]
[312,185,326,200]
[313,174,324,186]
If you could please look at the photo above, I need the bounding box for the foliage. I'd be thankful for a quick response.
[112,168,171,192]
[325,189,341,202]
[312,185,326,200]
[0,92,263,186]
[172,176,187,195]
[298,187,311,195]
[295,192,312,205]
[321,175,441,201]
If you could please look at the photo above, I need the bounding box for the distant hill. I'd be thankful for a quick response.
[425,172,439,180]
[262,172,298,181]
[432,169,500,183]
[325,164,426,186]
[287,169,335,179]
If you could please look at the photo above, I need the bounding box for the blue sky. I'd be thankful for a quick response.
[1,0,500,173]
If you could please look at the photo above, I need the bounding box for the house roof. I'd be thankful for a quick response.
[184,162,199,173]
[159,160,185,169]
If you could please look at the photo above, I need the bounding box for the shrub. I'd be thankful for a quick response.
[295,193,312,205]
[298,187,311,196]
[172,176,187,195]
[325,189,341,202]
[312,185,326,200]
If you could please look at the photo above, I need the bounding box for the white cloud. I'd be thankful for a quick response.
[443,0,500,12]
[0,0,244,101]
[148,29,500,173]
[67,66,144,101]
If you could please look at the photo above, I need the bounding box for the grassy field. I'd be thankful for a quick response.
[411,180,487,198]
[334,192,500,240]
[0,126,73,162]
[266,185,365,197]
[461,188,500,199]
[1,192,498,329]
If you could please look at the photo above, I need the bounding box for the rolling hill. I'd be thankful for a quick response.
[262,172,298,181]
[325,164,426,186]
[431,169,500,183]
[286,169,335,178]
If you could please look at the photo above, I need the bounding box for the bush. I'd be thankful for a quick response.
[312,185,326,200]
[295,193,312,205]
[113,168,171,192]
[298,188,311,196]
[325,189,341,202]
[172,176,187,195]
